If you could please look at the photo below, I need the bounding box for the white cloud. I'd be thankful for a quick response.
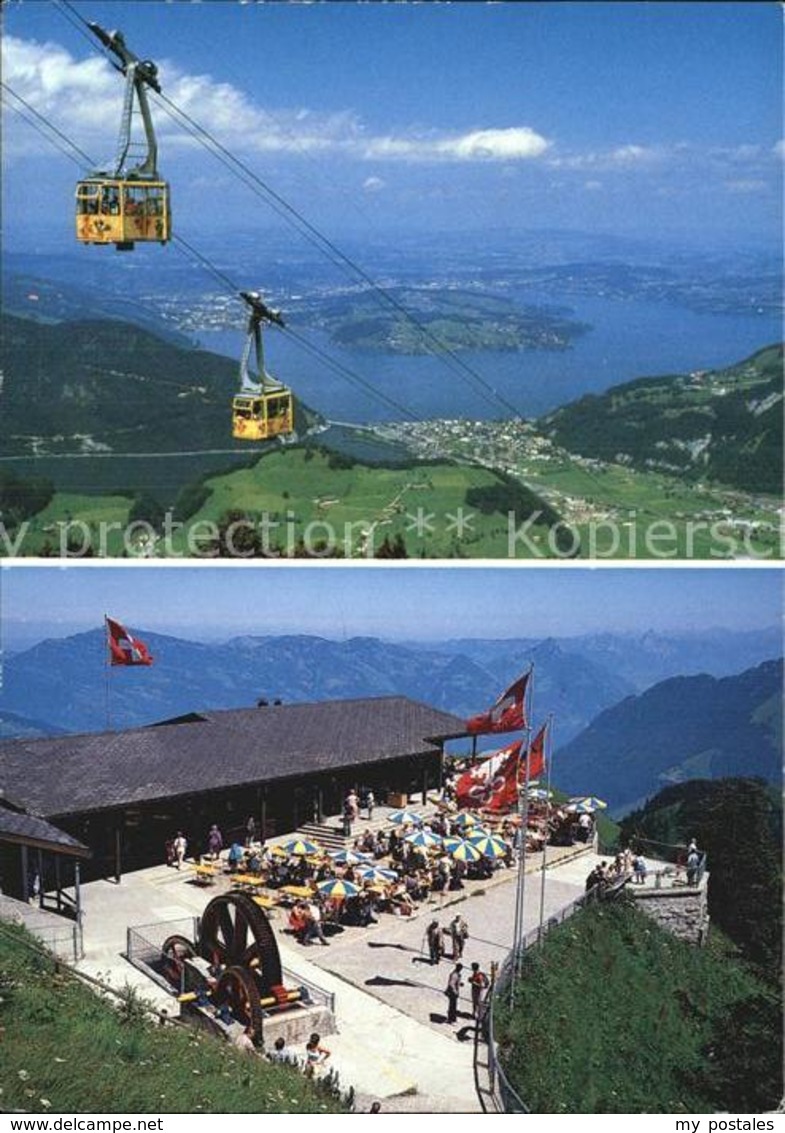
[2,35,551,167]
[549,143,661,171]
[773,140,785,160]
[362,176,386,193]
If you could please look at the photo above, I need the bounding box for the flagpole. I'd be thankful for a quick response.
[537,714,554,946]
[510,663,534,1005]
[104,614,112,732]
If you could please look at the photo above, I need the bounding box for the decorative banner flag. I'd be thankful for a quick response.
[523,722,548,785]
[455,740,523,809]
[486,729,547,814]
[105,616,153,667]
[466,671,529,735]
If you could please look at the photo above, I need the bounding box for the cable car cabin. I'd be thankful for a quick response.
[232,390,294,441]
[76,179,170,251]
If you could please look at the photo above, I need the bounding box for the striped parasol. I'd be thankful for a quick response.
[442,835,468,854]
[566,797,608,814]
[328,849,373,865]
[404,829,443,849]
[453,812,480,830]
[281,837,322,856]
[449,840,482,863]
[467,832,509,859]
[317,878,360,900]
[358,865,399,883]
[388,810,422,826]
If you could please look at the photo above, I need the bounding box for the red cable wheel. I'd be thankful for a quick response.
[161,933,195,985]
[213,965,264,1038]
[199,893,283,989]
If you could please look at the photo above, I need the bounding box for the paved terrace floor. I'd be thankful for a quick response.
[10,810,649,1113]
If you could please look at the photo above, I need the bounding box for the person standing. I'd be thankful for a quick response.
[207,823,223,861]
[173,831,187,871]
[304,1032,331,1077]
[426,919,443,965]
[450,913,469,959]
[246,816,257,847]
[468,962,490,1019]
[366,789,375,821]
[445,963,463,1024]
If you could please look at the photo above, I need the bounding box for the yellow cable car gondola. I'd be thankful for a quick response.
[232,291,294,442]
[75,24,170,251]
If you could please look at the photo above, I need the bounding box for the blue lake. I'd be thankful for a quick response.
[200,294,781,423]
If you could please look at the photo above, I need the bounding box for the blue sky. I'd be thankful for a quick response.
[1,565,781,647]
[2,1,782,242]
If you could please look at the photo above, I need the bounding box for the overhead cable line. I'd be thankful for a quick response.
[1,80,419,424]
[53,0,525,421]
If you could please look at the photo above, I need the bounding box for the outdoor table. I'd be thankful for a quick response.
[231,873,265,890]
[251,894,277,911]
[193,863,217,886]
[279,884,314,899]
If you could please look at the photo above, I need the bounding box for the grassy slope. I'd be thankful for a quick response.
[494,899,782,1113]
[172,448,564,558]
[519,456,781,559]
[0,924,347,1114]
[540,344,784,495]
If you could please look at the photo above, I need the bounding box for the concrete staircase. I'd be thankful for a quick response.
[293,799,440,853]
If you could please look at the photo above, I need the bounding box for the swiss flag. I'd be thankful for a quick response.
[106,616,153,667]
[524,722,547,784]
[455,740,523,810]
[466,672,529,735]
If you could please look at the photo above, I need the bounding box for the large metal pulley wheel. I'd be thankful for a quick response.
[199,892,283,990]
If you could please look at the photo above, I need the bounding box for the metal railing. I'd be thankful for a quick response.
[480,879,628,1113]
[126,916,335,1015]
[0,895,82,962]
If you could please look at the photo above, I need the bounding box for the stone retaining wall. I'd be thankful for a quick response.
[631,883,709,946]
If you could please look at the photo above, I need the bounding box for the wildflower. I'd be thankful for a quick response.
[17,1070,29,1081]
[40,1099,52,1109]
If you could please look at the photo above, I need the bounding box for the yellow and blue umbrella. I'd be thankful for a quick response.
[453,812,480,830]
[317,878,360,899]
[281,837,322,856]
[449,840,482,863]
[442,835,467,854]
[328,849,373,865]
[404,829,442,849]
[388,809,422,826]
[567,797,607,814]
[468,833,508,859]
[358,865,398,883]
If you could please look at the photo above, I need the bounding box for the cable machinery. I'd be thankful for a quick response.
[75,24,170,251]
[232,291,294,441]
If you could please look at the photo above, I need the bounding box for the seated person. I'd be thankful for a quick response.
[389,883,415,915]
[288,902,310,943]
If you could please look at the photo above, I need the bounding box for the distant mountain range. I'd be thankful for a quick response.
[540,344,783,495]
[0,629,780,776]
[428,627,783,694]
[0,629,635,744]
[555,659,783,815]
[0,710,66,741]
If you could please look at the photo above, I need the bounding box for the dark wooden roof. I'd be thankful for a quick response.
[0,696,465,819]
[0,805,90,858]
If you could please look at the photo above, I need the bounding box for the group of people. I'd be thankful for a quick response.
[585,838,702,891]
[423,914,491,1026]
[165,822,225,870]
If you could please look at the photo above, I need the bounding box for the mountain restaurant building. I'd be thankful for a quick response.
[0,696,466,886]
